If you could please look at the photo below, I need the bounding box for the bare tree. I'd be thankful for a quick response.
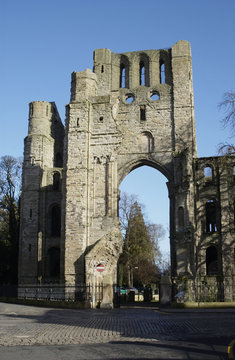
[218,91,235,155]
[218,91,235,134]
[0,156,22,203]
[0,156,22,284]
[119,192,139,236]
[146,222,165,265]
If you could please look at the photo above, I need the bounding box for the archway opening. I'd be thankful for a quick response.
[118,165,170,301]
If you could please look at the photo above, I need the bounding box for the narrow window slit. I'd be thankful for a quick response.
[178,207,184,229]
[160,61,165,84]
[140,61,145,85]
[120,64,126,88]
[140,105,146,120]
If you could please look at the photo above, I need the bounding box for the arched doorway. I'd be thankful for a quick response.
[120,165,170,266]
[118,162,173,304]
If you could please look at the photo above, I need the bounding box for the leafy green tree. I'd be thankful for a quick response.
[119,192,164,287]
[0,156,22,284]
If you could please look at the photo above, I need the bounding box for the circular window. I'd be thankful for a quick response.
[150,91,160,101]
[125,94,135,104]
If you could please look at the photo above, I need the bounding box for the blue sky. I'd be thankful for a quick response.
[1,0,234,255]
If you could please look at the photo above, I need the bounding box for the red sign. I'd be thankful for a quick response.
[96,263,104,272]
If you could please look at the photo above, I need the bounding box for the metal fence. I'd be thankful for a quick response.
[173,282,235,303]
[195,283,234,303]
[7,283,104,303]
[1,282,234,304]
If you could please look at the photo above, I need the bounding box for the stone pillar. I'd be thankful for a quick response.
[159,276,172,307]
[101,275,114,309]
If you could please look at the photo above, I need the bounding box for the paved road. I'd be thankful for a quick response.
[0,302,234,359]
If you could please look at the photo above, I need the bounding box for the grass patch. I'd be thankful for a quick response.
[172,301,235,309]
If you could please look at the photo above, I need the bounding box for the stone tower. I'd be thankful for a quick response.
[19,41,235,306]
[18,101,64,284]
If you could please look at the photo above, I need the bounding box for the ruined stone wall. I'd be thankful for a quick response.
[195,156,235,301]
[62,40,197,299]
[19,40,235,305]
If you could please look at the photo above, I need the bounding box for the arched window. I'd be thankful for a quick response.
[206,245,218,275]
[206,200,217,233]
[178,207,184,229]
[53,172,60,191]
[120,64,126,88]
[55,153,63,167]
[204,166,212,177]
[51,205,61,236]
[139,61,145,85]
[160,60,165,84]
[120,55,129,88]
[48,247,60,277]
[204,166,213,181]
[139,53,149,86]
[139,132,154,153]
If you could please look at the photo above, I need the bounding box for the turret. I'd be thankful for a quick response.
[28,101,53,136]
[93,48,112,95]
[70,69,97,101]
[25,101,63,169]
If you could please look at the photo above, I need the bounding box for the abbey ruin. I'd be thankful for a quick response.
[18,41,235,307]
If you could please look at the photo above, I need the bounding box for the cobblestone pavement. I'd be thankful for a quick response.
[0,302,234,349]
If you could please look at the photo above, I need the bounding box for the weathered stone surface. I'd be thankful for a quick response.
[19,41,235,305]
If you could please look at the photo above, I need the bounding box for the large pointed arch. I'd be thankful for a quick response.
[118,158,173,187]
[118,159,176,282]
